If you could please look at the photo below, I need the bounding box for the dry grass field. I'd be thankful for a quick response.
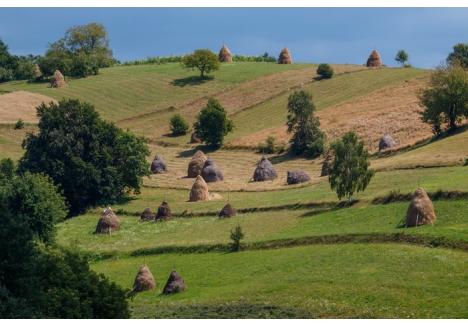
[0,91,55,123]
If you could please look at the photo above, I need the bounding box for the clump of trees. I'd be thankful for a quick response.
[193,98,233,148]
[19,99,149,216]
[0,39,40,82]
[232,53,276,62]
[316,63,334,79]
[395,50,409,67]
[170,113,189,136]
[182,49,219,78]
[447,43,468,69]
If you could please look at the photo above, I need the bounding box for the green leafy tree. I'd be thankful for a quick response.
[395,50,409,67]
[287,90,325,157]
[329,132,374,202]
[447,43,468,69]
[419,63,468,133]
[316,63,334,79]
[19,99,150,216]
[194,98,233,148]
[182,49,220,78]
[170,113,189,136]
[230,224,244,252]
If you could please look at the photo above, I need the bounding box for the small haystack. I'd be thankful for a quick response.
[253,156,277,182]
[190,132,201,144]
[155,201,172,220]
[366,49,383,67]
[405,188,436,227]
[151,155,167,174]
[50,70,66,88]
[140,208,154,221]
[132,265,156,293]
[379,134,397,152]
[189,175,210,202]
[162,270,186,295]
[287,170,311,185]
[219,203,236,218]
[187,150,208,178]
[33,64,42,81]
[321,154,332,177]
[95,207,120,234]
[219,45,233,63]
[201,158,224,183]
[278,48,292,64]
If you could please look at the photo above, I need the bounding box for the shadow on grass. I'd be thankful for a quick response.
[299,199,359,218]
[171,75,213,87]
[177,145,220,158]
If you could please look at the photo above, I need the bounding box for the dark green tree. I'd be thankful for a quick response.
[169,113,189,136]
[316,63,334,79]
[19,99,150,215]
[194,98,233,148]
[182,49,220,78]
[230,224,244,252]
[395,50,409,67]
[287,90,325,157]
[329,132,374,202]
[447,43,468,69]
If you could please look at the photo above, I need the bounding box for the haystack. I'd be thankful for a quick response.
[190,132,201,144]
[378,134,397,151]
[33,64,42,80]
[219,45,233,63]
[278,48,292,64]
[320,154,332,177]
[95,207,120,234]
[140,207,154,221]
[201,158,224,183]
[155,201,172,220]
[189,175,210,201]
[253,156,277,182]
[151,155,167,174]
[366,49,383,67]
[405,188,436,227]
[50,70,66,88]
[187,150,207,178]
[162,270,186,295]
[219,203,236,218]
[132,265,156,293]
[287,170,311,185]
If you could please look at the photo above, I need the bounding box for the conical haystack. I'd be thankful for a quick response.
[406,188,436,227]
[253,156,277,182]
[201,158,224,183]
[140,207,154,221]
[189,175,210,202]
[219,45,233,63]
[366,49,382,67]
[162,270,186,295]
[33,64,42,80]
[378,134,397,151]
[187,150,207,178]
[151,155,167,174]
[95,207,120,234]
[219,203,236,218]
[321,154,332,177]
[132,265,156,293]
[287,170,311,185]
[155,201,172,220]
[50,70,66,88]
[278,48,292,64]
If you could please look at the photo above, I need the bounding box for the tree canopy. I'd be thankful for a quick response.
[395,49,409,66]
[182,49,220,78]
[194,98,233,148]
[447,43,468,69]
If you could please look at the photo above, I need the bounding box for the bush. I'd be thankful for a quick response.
[0,67,13,82]
[316,63,334,79]
[232,53,276,62]
[14,119,25,130]
[258,136,277,154]
[230,224,244,252]
[169,113,189,136]
[193,98,233,148]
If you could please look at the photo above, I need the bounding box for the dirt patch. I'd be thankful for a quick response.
[0,91,56,123]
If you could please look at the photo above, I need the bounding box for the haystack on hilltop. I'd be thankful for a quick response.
[366,49,383,67]
[201,158,224,183]
[187,150,207,178]
[219,45,233,63]
[253,156,277,182]
[278,48,292,64]
[151,155,167,174]
[406,188,436,227]
[50,70,66,88]
[140,207,154,221]
[379,134,397,151]
[321,154,332,177]
[189,175,210,201]
[287,170,311,185]
[219,203,236,218]
[163,270,186,295]
[95,207,120,234]
[155,201,172,220]
[132,265,156,293]
[33,64,42,81]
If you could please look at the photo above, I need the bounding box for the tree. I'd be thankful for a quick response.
[329,132,374,202]
[395,49,409,67]
[19,99,150,216]
[419,63,468,133]
[287,90,325,157]
[182,49,220,78]
[316,63,334,79]
[193,98,233,148]
[229,224,244,252]
[447,43,468,69]
[169,113,189,136]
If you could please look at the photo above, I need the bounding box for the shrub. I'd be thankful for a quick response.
[316,63,334,79]
[169,113,189,136]
[230,224,244,252]
[14,119,25,130]
[193,98,233,148]
[447,43,468,69]
[257,136,277,154]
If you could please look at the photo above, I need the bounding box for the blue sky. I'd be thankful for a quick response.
[0,7,467,68]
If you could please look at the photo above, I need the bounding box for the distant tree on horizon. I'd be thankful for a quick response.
[447,43,468,69]
[182,49,220,78]
[395,50,409,67]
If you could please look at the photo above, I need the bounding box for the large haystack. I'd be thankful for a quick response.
[278,48,292,64]
[287,170,311,185]
[140,207,154,221]
[406,188,436,227]
[162,270,186,295]
[33,64,42,81]
[50,70,66,88]
[132,265,156,293]
[366,49,383,68]
[201,158,224,183]
[320,154,332,177]
[155,201,172,220]
[151,155,167,174]
[187,150,207,178]
[253,156,277,182]
[378,134,397,151]
[189,175,210,201]
[219,203,236,218]
[219,45,233,63]
[95,207,120,234]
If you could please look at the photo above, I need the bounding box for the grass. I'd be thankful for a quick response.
[0,124,35,160]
